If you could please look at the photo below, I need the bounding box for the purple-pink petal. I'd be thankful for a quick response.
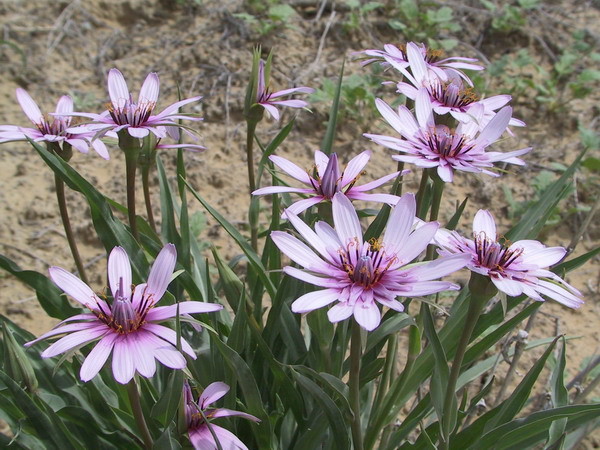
[271,231,330,272]
[341,150,371,186]
[291,289,339,313]
[199,382,230,409]
[146,243,177,304]
[269,155,313,185]
[41,326,109,358]
[16,88,43,124]
[353,300,381,331]
[108,68,130,108]
[108,246,132,300]
[332,193,362,244]
[146,301,223,322]
[138,72,160,104]
[144,322,196,358]
[112,336,136,384]
[48,266,106,310]
[473,210,497,240]
[80,332,118,382]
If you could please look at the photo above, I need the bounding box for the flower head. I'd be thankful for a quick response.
[435,210,584,308]
[253,150,407,216]
[272,192,470,330]
[71,68,203,141]
[25,244,223,384]
[358,42,484,86]
[184,381,259,450]
[0,88,109,159]
[364,93,531,182]
[251,59,314,121]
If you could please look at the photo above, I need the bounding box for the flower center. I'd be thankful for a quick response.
[108,96,155,127]
[474,233,523,273]
[339,239,393,289]
[425,48,444,64]
[35,115,72,138]
[420,126,474,159]
[93,277,154,334]
[429,81,478,110]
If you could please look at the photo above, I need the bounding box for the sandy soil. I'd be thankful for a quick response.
[0,0,598,444]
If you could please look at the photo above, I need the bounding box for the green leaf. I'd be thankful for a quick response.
[506,149,585,241]
[291,369,351,449]
[0,254,79,320]
[446,197,468,230]
[184,178,276,299]
[476,404,600,450]
[150,369,184,427]
[0,371,69,449]
[207,332,271,448]
[422,303,454,440]
[321,60,345,155]
[546,337,568,449]
[484,336,560,431]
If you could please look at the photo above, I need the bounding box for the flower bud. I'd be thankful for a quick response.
[2,322,38,392]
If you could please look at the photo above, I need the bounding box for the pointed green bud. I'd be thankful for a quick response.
[2,322,38,393]
[138,134,158,169]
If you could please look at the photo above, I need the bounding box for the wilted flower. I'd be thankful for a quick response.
[272,192,470,331]
[435,210,584,308]
[253,150,407,216]
[0,88,109,159]
[364,93,531,182]
[25,244,223,384]
[71,68,202,141]
[184,381,259,450]
[358,42,483,86]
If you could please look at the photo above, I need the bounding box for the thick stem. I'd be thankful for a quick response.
[127,379,153,449]
[246,120,258,251]
[439,273,497,449]
[350,321,364,450]
[141,166,157,233]
[125,150,140,242]
[54,174,89,285]
[415,169,430,220]
[426,175,445,260]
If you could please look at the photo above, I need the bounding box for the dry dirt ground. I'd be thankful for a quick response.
[0,0,598,445]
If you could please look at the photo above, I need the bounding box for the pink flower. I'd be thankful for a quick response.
[25,244,223,384]
[272,192,470,331]
[184,381,259,450]
[435,210,584,308]
[0,88,109,159]
[253,150,407,216]
[364,93,531,182]
[358,42,483,86]
[71,68,202,140]
[390,43,524,131]
[254,60,313,121]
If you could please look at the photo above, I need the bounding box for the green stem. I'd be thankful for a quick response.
[415,170,430,219]
[54,174,89,285]
[439,273,497,449]
[141,166,157,233]
[350,321,364,450]
[246,120,258,251]
[426,175,445,260]
[391,161,405,196]
[125,150,140,242]
[373,335,398,449]
[127,379,153,449]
